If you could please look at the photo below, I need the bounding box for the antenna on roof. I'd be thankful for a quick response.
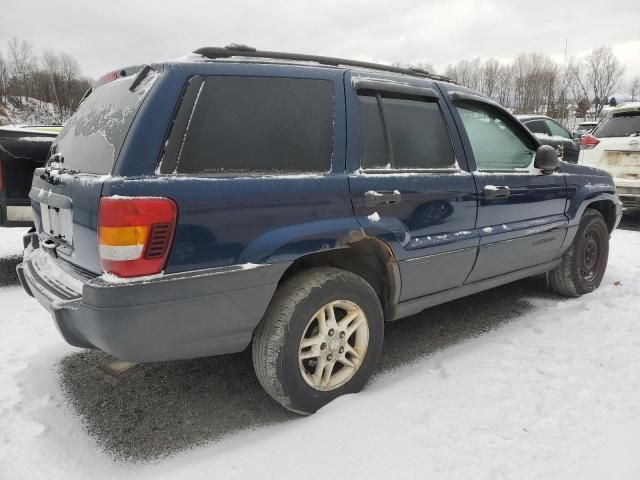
[193,45,455,83]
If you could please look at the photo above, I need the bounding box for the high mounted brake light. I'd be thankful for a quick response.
[98,65,144,86]
[579,133,600,150]
[100,70,120,83]
[98,197,177,277]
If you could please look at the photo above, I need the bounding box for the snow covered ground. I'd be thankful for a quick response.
[0,98,61,126]
[0,227,28,258]
[1,229,640,479]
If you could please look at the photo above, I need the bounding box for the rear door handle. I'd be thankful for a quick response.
[483,185,510,199]
[363,190,402,207]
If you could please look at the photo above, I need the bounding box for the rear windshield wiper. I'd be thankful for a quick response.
[129,65,152,92]
[40,153,78,184]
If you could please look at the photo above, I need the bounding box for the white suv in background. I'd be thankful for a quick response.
[579,102,640,209]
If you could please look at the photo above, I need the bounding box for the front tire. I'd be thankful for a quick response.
[252,267,384,415]
[549,209,609,297]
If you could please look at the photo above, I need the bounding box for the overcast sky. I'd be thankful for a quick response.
[1,0,639,89]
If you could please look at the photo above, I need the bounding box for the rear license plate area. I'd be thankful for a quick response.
[40,204,73,244]
[603,151,640,167]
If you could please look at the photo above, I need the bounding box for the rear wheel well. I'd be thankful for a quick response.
[586,200,616,232]
[278,238,400,318]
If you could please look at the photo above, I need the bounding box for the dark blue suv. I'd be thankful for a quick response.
[18,46,622,414]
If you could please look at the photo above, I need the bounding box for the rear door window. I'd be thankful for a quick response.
[51,71,158,175]
[357,92,456,170]
[524,120,551,136]
[174,76,333,174]
[358,94,389,169]
[592,112,640,138]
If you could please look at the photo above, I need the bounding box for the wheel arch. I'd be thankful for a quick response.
[585,199,618,233]
[277,237,401,320]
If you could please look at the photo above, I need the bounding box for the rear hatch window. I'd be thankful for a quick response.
[592,112,640,138]
[50,70,159,174]
[30,68,159,274]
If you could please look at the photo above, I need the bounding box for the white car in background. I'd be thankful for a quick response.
[579,102,640,209]
[575,121,599,136]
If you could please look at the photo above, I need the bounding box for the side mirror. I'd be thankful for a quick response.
[572,132,581,141]
[534,145,560,174]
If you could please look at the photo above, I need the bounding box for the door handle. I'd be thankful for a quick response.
[483,185,510,199]
[363,190,402,207]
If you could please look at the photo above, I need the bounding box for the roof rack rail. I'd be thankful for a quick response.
[193,45,454,83]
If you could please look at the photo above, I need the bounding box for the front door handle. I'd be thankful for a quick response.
[484,185,510,199]
[364,190,402,207]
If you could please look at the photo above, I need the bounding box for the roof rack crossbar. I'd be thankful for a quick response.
[193,46,454,83]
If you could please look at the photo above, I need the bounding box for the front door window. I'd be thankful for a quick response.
[456,103,535,171]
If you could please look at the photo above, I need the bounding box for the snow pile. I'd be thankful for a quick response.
[1,229,640,479]
[368,211,381,223]
[97,272,162,284]
[0,98,61,126]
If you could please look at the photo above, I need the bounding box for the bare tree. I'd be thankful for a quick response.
[573,46,624,119]
[444,54,559,115]
[0,39,92,124]
[494,64,513,107]
[59,52,83,111]
[554,57,574,124]
[480,58,500,98]
[391,60,435,74]
[0,51,9,104]
[576,97,590,119]
[504,53,558,114]
[630,77,640,102]
[414,62,435,74]
[7,38,35,104]
[42,49,65,121]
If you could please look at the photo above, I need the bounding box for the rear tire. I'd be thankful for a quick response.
[252,267,384,415]
[549,209,609,297]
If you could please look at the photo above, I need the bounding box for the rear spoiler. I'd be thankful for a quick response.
[80,64,152,104]
[0,126,61,163]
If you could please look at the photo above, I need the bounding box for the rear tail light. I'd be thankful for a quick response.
[98,197,177,278]
[579,133,600,150]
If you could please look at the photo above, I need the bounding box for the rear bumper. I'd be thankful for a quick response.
[18,236,289,362]
[614,178,640,208]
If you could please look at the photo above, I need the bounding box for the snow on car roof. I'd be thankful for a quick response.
[609,102,640,114]
[516,114,551,121]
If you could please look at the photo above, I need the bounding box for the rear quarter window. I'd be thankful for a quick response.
[173,76,334,174]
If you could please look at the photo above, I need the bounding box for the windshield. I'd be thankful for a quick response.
[592,112,640,138]
[50,70,158,174]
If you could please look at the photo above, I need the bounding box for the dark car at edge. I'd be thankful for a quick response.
[517,114,580,163]
[0,125,60,226]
